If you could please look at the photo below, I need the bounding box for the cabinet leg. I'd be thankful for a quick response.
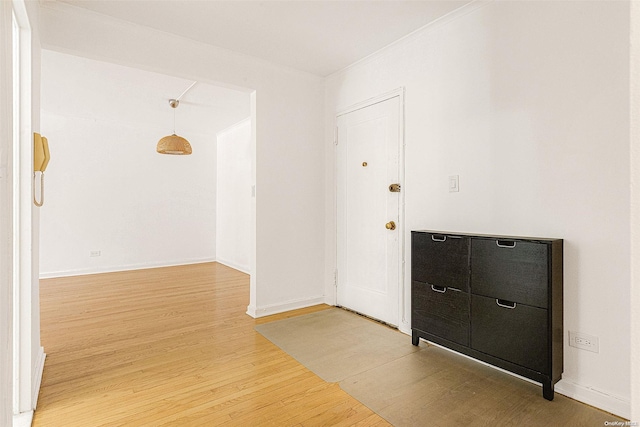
[412,330,419,346]
[543,381,554,401]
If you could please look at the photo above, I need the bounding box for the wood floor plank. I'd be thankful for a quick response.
[33,263,387,426]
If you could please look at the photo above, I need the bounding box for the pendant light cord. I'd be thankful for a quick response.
[176,81,197,102]
[166,81,196,136]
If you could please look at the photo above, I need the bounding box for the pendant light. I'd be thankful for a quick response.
[157,99,192,155]
[157,82,197,155]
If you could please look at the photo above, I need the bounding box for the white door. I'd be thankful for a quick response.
[336,95,402,326]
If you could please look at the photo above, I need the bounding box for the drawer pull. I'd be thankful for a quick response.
[496,299,516,309]
[496,240,516,248]
[431,285,447,293]
[431,235,447,242]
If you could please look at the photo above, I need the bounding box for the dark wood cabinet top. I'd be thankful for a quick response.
[412,230,562,244]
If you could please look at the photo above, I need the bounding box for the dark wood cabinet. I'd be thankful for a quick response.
[412,232,470,291]
[471,238,549,308]
[470,294,548,373]
[411,230,563,400]
[412,281,470,346]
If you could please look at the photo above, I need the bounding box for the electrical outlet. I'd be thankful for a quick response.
[569,331,599,353]
[90,250,101,257]
[449,175,459,193]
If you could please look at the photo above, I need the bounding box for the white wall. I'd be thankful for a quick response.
[39,51,224,277]
[0,1,15,424]
[39,118,218,275]
[325,0,630,418]
[39,1,326,316]
[216,119,251,273]
[630,2,640,421]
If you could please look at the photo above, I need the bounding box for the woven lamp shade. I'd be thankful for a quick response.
[157,134,192,155]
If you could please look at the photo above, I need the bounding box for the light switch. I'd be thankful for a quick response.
[449,175,459,193]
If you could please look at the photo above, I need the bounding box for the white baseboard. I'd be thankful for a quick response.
[12,347,45,427]
[13,411,33,427]
[419,338,630,419]
[398,322,411,336]
[555,378,630,419]
[215,258,250,275]
[32,347,46,409]
[246,295,326,318]
[39,258,217,279]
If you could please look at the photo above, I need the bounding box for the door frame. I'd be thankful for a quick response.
[9,1,45,425]
[334,87,405,327]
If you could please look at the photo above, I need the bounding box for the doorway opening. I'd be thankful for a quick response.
[39,51,254,283]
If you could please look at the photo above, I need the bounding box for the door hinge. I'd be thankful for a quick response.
[334,269,338,287]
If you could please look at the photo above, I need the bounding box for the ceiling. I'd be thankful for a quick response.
[41,0,471,135]
[54,0,472,77]
[41,49,251,137]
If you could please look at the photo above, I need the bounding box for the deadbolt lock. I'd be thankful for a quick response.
[385,221,396,230]
[389,183,401,193]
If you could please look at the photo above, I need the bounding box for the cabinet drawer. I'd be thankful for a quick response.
[412,280,469,346]
[471,294,548,374]
[471,238,548,308]
[412,232,470,292]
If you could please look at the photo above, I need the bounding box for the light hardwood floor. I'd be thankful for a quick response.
[34,262,623,426]
[34,262,389,426]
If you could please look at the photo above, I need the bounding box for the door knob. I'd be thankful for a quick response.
[385,221,396,230]
[388,183,401,192]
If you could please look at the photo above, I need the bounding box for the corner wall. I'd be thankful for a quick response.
[325,0,631,417]
[216,118,251,273]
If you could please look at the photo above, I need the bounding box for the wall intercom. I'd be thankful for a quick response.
[33,132,50,207]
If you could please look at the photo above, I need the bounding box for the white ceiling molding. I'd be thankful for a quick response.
[45,0,473,77]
